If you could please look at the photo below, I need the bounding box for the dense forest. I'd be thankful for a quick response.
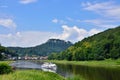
[48,26,120,60]
[8,39,73,56]
[0,44,17,60]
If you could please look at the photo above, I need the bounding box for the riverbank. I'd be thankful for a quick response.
[0,70,65,80]
[0,61,64,80]
[0,61,82,80]
[47,59,120,69]
[0,61,14,64]
[1,59,120,80]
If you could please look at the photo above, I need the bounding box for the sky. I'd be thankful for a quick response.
[0,0,120,47]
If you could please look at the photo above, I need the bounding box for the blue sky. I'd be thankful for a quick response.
[0,0,120,47]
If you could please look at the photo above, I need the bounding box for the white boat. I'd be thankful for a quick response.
[41,68,56,73]
[41,62,56,69]
[41,62,57,72]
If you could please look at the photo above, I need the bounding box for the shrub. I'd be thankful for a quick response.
[0,63,13,74]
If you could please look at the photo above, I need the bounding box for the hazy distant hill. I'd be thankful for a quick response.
[8,39,73,56]
[49,26,120,60]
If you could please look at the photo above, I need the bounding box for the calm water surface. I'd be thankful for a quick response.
[56,63,120,80]
[11,61,120,80]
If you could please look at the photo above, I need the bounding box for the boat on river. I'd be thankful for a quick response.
[41,63,57,69]
[41,62,57,71]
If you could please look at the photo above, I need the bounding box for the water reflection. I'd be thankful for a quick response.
[10,61,57,72]
[56,63,120,80]
[10,61,41,69]
[11,61,120,80]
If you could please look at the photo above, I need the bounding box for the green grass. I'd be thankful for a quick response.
[0,70,65,80]
[46,59,120,69]
[0,61,14,64]
[0,70,84,80]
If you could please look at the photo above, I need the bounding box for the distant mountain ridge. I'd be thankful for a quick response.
[8,39,73,56]
[48,26,120,60]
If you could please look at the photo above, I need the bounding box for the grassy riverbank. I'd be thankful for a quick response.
[0,61,14,64]
[0,61,65,80]
[0,69,85,80]
[0,70,65,80]
[0,61,83,80]
[47,59,120,68]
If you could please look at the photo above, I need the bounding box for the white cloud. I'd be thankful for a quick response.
[82,2,113,11]
[0,25,101,47]
[54,25,101,43]
[52,19,58,23]
[82,1,120,19]
[19,0,37,4]
[0,31,57,47]
[80,1,120,29]
[89,29,102,36]
[0,18,16,29]
[83,19,118,28]
[52,18,67,24]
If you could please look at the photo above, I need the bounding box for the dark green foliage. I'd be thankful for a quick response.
[0,54,4,60]
[8,39,73,56]
[0,63,13,74]
[0,45,17,60]
[48,53,58,60]
[49,26,120,61]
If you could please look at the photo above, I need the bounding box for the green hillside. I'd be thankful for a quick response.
[8,39,73,56]
[0,45,17,60]
[49,26,120,61]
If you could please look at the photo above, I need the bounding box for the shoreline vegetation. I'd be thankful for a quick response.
[0,69,82,80]
[46,59,120,69]
[0,70,65,80]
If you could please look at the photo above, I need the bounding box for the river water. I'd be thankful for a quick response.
[11,60,120,80]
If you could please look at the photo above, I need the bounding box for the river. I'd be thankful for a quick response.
[11,60,120,80]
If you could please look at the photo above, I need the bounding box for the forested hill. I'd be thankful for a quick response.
[0,45,17,60]
[48,26,120,60]
[8,39,73,56]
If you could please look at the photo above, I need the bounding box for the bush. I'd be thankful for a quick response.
[96,56,105,60]
[0,63,13,74]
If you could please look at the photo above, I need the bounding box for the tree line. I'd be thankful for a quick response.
[0,45,17,60]
[48,26,120,61]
